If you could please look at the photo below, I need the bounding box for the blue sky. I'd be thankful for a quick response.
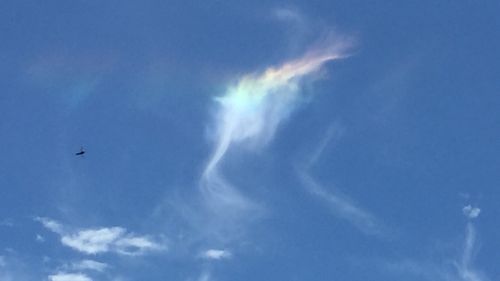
[1,1,499,280]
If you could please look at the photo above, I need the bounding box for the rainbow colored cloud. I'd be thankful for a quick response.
[201,40,350,215]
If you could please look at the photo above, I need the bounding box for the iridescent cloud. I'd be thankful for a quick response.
[201,39,351,215]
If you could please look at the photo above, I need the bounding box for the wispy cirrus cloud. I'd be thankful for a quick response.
[455,205,488,281]
[377,205,489,281]
[36,217,165,256]
[36,217,64,233]
[0,254,36,281]
[47,259,108,281]
[201,37,351,218]
[69,260,108,273]
[296,125,384,235]
[297,171,383,235]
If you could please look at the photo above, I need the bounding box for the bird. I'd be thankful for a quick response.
[75,147,85,156]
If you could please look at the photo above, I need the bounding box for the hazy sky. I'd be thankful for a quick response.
[1,1,499,280]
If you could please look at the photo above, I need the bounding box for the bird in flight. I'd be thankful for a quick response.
[75,147,85,156]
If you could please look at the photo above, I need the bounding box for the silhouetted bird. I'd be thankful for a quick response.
[75,147,85,156]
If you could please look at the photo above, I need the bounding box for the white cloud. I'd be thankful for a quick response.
[61,227,124,255]
[294,121,383,235]
[305,123,343,169]
[454,221,489,281]
[62,227,163,255]
[70,260,108,272]
[201,38,351,219]
[48,272,92,281]
[113,235,162,256]
[35,217,64,233]
[36,234,45,242]
[463,205,481,219]
[37,218,165,255]
[378,207,489,281]
[297,171,383,235]
[201,249,232,260]
[206,40,349,173]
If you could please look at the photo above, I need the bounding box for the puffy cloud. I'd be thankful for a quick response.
[37,217,165,256]
[201,249,232,260]
[463,205,481,219]
[48,272,92,281]
[62,227,163,255]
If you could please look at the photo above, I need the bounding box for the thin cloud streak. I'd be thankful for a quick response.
[297,125,384,235]
[70,260,108,273]
[455,207,489,281]
[377,206,489,281]
[305,124,342,168]
[297,170,383,235]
